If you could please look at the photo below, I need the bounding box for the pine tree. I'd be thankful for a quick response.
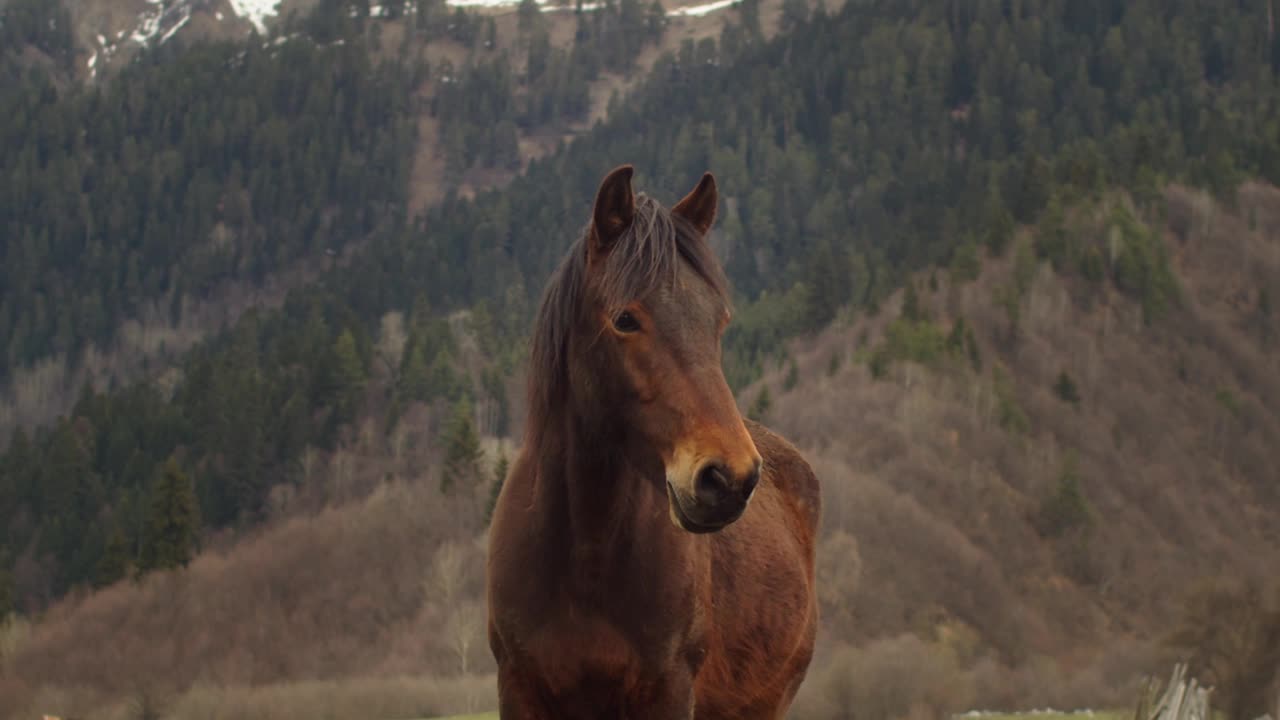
[427,349,461,400]
[441,398,485,494]
[137,459,200,575]
[946,317,968,357]
[1012,152,1053,223]
[749,386,772,421]
[950,238,982,284]
[484,17,497,49]
[486,453,509,524]
[328,328,366,421]
[1257,287,1273,345]
[517,0,541,34]
[982,187,1015,255]
[803,238,850,330]
[901,281,923,322]
[868,348,890,380]
[783,358,799,391]
[399,342,431,403]
[94,526,130,588]
[0,551,12,619]
[1036,453,1093,537]
[964,326,983,371]
[1054,371,1081,406]
[1037,193,1070,268]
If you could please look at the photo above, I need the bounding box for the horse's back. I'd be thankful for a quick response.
[746,419,820,536]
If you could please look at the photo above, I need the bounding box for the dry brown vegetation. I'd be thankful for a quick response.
[773,183,1280,714]
[2,479,497,718]
[4,184,1279,718]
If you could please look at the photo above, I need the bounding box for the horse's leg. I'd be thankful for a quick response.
[640,671,697,720]
[496,664,551,720]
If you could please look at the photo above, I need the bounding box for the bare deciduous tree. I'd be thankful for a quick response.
[446,601,486,675]
[427,542,468,613]
[376,311,408,378]
[817,531,861,639]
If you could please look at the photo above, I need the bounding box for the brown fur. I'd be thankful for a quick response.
[486,166,820,718]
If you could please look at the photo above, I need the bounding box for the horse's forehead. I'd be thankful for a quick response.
[648,261,724,331]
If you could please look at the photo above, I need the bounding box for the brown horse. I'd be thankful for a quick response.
[487,165,820,719]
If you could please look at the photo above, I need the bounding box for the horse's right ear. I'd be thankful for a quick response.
[590,165,635,261]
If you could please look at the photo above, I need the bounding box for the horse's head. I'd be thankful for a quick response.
[581,165,761,533]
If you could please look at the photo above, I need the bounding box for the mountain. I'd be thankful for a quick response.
[3,181,1278,719]
[0,0,798,600]
[3,0,1280,716]
[0,0,783,440]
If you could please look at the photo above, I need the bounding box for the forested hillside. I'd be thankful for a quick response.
[2,1,1280,715]
[0,0,422,374]
[4,0,1280,612]
[0,0,687,440]
[5,182,1278,720]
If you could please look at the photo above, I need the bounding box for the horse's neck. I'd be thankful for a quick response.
[543,419,690,598]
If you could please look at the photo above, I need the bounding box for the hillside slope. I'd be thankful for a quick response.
[774,182,1280,657]
[4,182,1277,720]
[6,0,1280,628]
[0,0,795,441]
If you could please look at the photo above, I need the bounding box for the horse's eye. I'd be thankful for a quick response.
[613,311,641,334]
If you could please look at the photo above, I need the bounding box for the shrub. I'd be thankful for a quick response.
[749,386,772,420]
[163,674,497,720]
[816,531,862,639]
[943,318,983,371]
[827,352,841,377]
[801,636,974,720]
[1036,453,1093,538]
[1054,371,1081,405]
[1108,205,1180,323]
[1079,246,1106,283]
[784,358,800,392]
[0,614,30,670]
[879,318,948,367]
[993,366,1030,434]
[1168,579,1280,720]
[950,238,982,284]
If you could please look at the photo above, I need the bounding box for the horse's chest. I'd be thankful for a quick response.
[504,597,704,716]
[528,599,697,681]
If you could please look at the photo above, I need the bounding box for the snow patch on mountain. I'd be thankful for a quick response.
[668,0,740,16]
[444,0,738,16]
[228,0,281,34]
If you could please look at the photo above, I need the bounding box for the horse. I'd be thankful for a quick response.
[486,165,821,719]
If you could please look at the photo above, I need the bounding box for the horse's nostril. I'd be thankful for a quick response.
[742,464,760,499]
[695,463,731,506]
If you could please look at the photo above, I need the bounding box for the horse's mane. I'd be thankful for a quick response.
[526,193,728,438]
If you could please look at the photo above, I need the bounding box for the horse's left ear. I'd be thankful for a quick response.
[591,164,636,260]
[672,172,718,236]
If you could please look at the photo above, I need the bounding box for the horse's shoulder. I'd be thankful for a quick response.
[744,419,820,529]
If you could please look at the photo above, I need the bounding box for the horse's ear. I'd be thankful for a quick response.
[590,164,636,259]
[671,172,718,236]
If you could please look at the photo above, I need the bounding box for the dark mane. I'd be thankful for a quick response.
[526,193,729,439]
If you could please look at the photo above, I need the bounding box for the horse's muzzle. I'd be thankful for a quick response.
[666,472,755,534]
